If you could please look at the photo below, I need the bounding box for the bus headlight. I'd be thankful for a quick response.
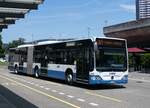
[91,76,96,80]
[91,76,102,80]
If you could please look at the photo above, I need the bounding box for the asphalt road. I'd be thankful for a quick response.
[0,66,150,108]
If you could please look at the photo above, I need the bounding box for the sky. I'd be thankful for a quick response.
[2,0,136,43]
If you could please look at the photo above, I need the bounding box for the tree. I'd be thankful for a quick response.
[0,33,5,57]
[141,53,150,70]
[8,38,25,48]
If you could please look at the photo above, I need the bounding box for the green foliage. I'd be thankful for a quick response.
[0,61,8,66]
[141,53,150,68]
[128,54,134,67]
[8,38,25,48]
[0,33,4,57]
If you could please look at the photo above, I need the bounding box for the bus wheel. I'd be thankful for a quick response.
[66,72,73,85]
[14,66,18,74]
[35,69,39,78]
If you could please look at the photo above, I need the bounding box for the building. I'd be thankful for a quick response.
[103,18,150,50]
[104,0,150,50]
[136,0,150,19]
[103,18,150,72]
[0,0,44,32]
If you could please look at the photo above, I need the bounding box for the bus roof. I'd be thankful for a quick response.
[16,37,126,48]
[17,44,34,48]
[94,37,126,41]
[36,40,61,46]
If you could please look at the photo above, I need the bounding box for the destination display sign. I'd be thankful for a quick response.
[96,38,125,48]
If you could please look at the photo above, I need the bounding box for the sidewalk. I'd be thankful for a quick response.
[0,84,37,108]
[0,94,16,108]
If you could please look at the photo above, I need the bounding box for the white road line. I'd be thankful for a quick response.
[45,88,50,90]
[67,95,74,98]
[30,82,34,85]
[77,98,85,102]
[59,92,65,95]
[35,84,39,86]
[89,103,99,107]
[52,90,57,92]
[0,74,80,108]
[40,86,44,88]
[29,82,33,84]
[2,82,9,86]
[27,81,31,84]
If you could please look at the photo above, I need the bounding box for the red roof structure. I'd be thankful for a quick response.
[128,47,145,53]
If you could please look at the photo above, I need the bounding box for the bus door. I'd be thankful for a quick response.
[40,52,49,76]
[27,46,33,75]
[18,48,26,72]
[76,48,89,83]
[19,55,24,72]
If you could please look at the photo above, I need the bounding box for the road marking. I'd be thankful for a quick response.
[77,98,85,102]
[40,86,44,88]
[29,82,33,84]
[25,76,62,87]
[0,75,80,108]
[45,87,50,90]
[86,92,122,103]
[30,82,34,85]
[67,95,74,98]
[59,92,65,95]
[46,81,62,86]
[129,78,150,83]
[89,103,99,106]
[2,82,9,86]
[52,90,57,92]
[9,73,62,87]
[27,81,31,84]
[35,84,39,86]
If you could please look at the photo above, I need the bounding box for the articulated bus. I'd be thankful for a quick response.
[8,37,128,85]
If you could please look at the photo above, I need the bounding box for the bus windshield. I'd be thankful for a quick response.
[95,38,127,72]
[96,47,127,72]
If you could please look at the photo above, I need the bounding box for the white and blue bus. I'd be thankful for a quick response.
[8,37,128,85]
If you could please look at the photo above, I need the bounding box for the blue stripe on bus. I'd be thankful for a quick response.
[89,75,128,85]
[47,70,76,81]
[48,70,66,80]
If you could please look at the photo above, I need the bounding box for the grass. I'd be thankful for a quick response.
[0,62,8,66]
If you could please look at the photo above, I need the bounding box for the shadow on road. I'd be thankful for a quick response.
[10,71,126,90]
[0,85,38,108]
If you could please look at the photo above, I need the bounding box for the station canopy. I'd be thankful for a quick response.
[0,0,44,32]
[103,18,150,48]
[128,47,145,53]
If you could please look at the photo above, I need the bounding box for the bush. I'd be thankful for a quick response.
[141,53,150,69]
[128,54,134,67]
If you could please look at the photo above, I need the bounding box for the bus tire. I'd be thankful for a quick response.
[14,65,18,74]
[34,67,39,78]
[65,70,73,85]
